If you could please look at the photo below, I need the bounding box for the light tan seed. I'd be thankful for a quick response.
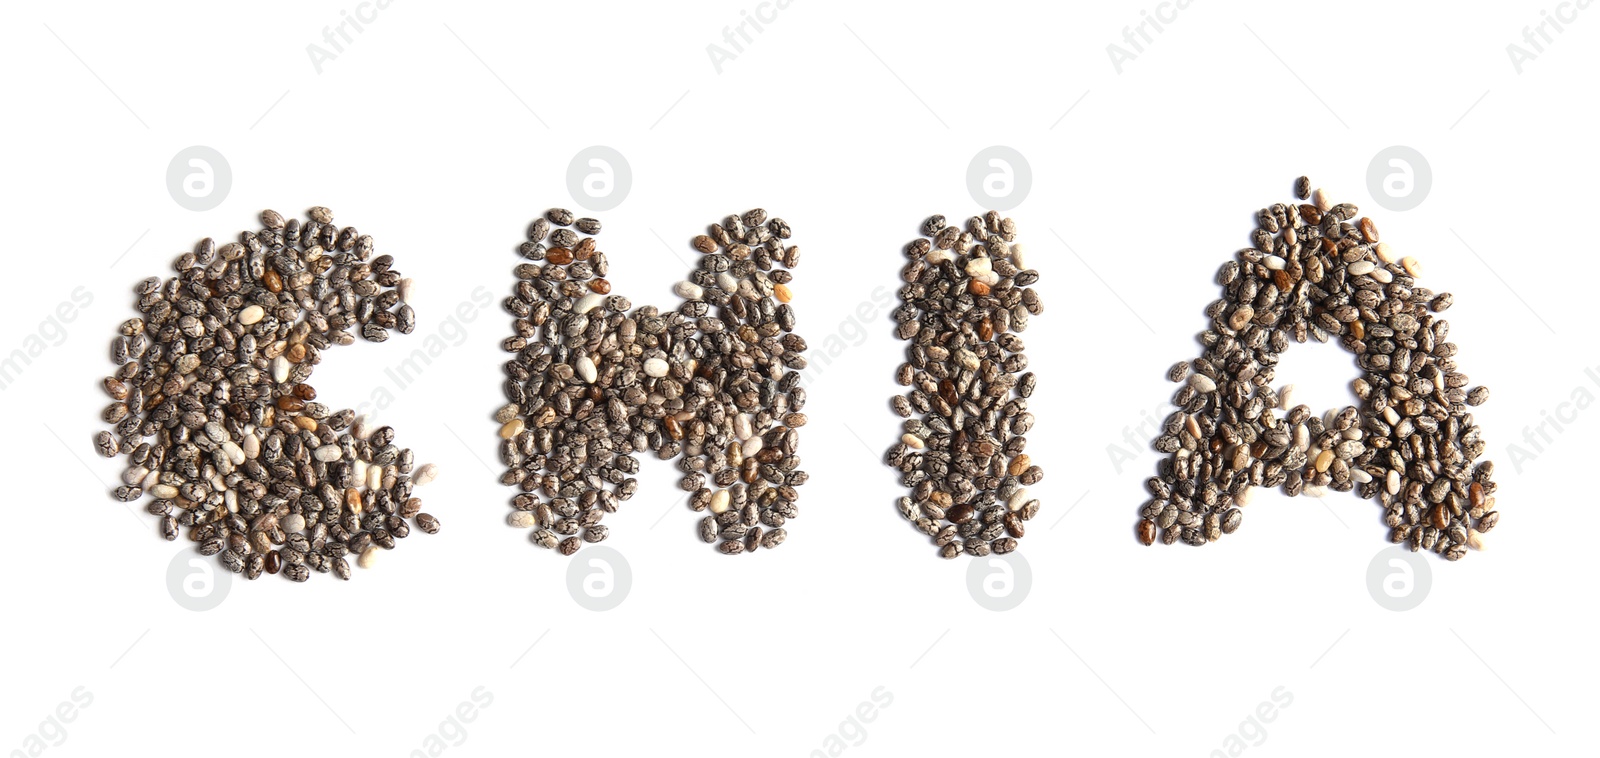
[508,512,537,528]
[1313,187,1333,213]
[1228,305,1254,331]
[413,463,439,486]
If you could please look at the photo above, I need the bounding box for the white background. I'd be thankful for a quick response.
[1,1,1594,756]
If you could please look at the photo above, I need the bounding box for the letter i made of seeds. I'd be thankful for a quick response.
[498,208,808,555]
[1139,177,1498,559]
[95,208,442,583]
[887,211,1044,559]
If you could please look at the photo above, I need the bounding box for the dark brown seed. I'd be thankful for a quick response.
[1430,504,1450,530]
[1359,217,1379,243]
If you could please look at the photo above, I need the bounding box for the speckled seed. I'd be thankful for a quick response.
[94,431,116,458]
[1221,509,1242,534]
